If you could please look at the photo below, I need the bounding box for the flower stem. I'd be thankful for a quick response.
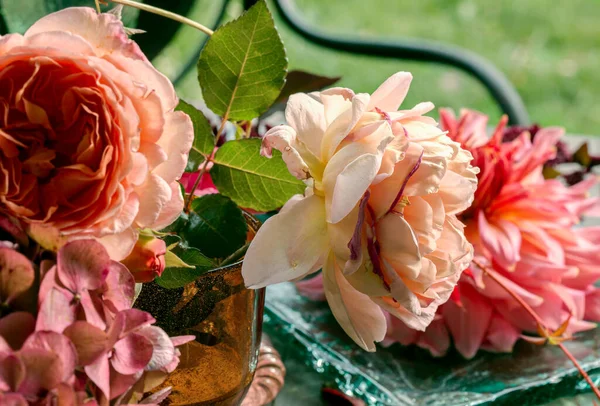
[184,151,213,213]
[108,0,214,36]
[183,118,228,212]
[472,259,600,400]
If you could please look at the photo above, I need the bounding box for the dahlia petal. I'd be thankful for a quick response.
[477,212,521,269]
[482,315,520,353]
[417,318,450,357]
[443,283,493,359]
[296,273,326,301]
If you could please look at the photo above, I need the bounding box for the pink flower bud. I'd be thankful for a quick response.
[121,236,167,283]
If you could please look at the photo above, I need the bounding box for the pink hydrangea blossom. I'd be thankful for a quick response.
[0,239,193,403]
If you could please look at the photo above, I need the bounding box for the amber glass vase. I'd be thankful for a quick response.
[136,262,265,405]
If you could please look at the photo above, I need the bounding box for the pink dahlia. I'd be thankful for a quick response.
[385,109,600,358]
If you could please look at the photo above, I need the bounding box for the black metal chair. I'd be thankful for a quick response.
[0,0,529,125]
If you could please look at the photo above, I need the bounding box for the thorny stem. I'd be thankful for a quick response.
[183,119,228,212]
[107,0,214,36]
[184,151,213,213]
[472,259,600,400]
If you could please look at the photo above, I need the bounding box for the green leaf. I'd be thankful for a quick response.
[176,100,214,172]
[164,250,195,269]
[155,246,217,289]
[197,0,287,121]
[276,70,341,104]
[211,139,305,211]
[159,211,189,234]
[181,194,247,259]
[573,143,591,167]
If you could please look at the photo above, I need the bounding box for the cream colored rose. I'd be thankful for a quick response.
[243,72,478,351]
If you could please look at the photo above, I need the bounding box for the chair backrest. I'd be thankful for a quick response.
[0,0,529,125]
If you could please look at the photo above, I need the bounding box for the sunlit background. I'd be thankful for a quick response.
[3,0,599,134]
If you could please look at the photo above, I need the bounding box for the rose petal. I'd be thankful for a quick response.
[285,93,326,158]
[153,111,194,184]
[148,181,184,231]
[242,194,328,289]
[98,228,138,261]
[367,71,412,112]
[322,252,386,352]
[25,7,145,61]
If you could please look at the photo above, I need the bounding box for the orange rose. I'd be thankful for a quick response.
[0,7,193,259]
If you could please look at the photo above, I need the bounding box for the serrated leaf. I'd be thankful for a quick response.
[176,100,214,172]
[276,70,341,104]
[197,0,287,121]
[211,139,305,211]
[155,246,217,289]
[164,250,195,269]
[159,212,189,234]
[181,194,247,258]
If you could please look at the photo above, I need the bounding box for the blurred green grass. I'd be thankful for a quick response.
[169,0,600,135]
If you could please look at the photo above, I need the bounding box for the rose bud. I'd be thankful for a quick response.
[121,235,167,283]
